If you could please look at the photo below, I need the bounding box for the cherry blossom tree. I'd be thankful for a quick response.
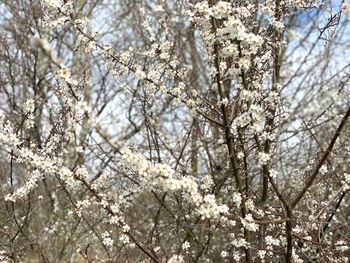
[0,0,350,262]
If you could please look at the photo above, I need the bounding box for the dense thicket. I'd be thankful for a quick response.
[0,1,349,262]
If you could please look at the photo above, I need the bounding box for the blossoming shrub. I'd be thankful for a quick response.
[0,0,350,262]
